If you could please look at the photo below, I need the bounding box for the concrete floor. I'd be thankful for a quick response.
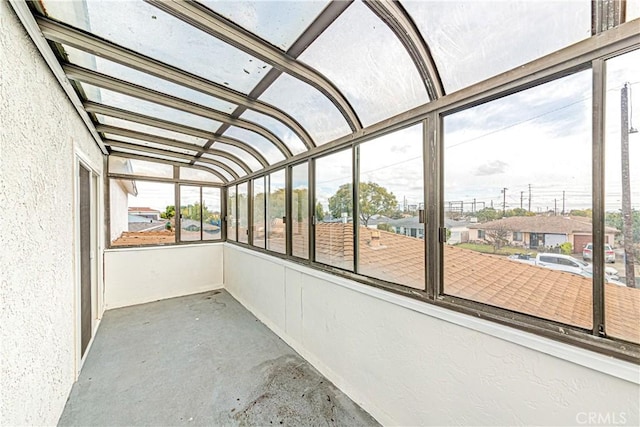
[59,290,379,426]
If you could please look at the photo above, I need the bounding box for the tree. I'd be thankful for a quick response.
[475,207,500,223]
[328,182,397,227]
[485,225,511,253]
[570,208,592,218]
[315,202,325,221]
[505,208,535,217]
[160,205,175,219]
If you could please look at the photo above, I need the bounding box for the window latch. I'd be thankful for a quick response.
[418,209,425,224]
[439,227,448,243]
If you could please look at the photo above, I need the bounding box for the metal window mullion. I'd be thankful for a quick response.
[353,145,360,274]
[285,165,293,257]
[175,178,181,243]
[592,58,607,337]
[425,113,440,299]
[199,186,203,241]
[309,159,316,262]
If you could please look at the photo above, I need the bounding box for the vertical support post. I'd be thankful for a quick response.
[285,165,293,257]
[425,113,441,298]
[248,179,253,246]
[592,58,606,336]
[221,185,227,241]
[309,159,316,262]
[353,144,360,274]
[174,166,181,243]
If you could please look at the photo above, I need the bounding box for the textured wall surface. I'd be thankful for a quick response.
[104,244,224,309]
[224,244,640,427]
[0,2,104,425]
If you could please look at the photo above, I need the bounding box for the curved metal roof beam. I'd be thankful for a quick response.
[104,139,240,180]
[109,151,229,184]
[96,124,252,174]
[63,64,293,159]
[84,102,269,169]
[146,0,363,132]
[363,0,444,100]
[36,17,315,151]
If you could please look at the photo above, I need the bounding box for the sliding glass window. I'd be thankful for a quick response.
[443,70,593,329]
[315,150,353,271]
[237,183,249,244]
[252,177,266,248]
[291,162,309,259]
[267,170,286,254]
[227,186,237,242]
[357,124,425,289]
[604,49,640,344]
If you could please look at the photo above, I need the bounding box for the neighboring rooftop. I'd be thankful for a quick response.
[468,215,618,234]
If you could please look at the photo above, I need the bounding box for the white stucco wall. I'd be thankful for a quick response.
[109,179,130,242]
[0,2,104,425]
[224,244,640,426]
[104,243,224,309]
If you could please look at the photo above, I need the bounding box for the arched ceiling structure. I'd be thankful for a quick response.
[14,0,638,184]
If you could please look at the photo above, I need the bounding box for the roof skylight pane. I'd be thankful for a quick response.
[95,115,209,146]
[200,153,247,177]
[260,73,351,146]
[299,0,428,127]
[43,0,272,94]
[223,126,285,164]
[103,134,198,156]
[194,162,234,182]
[211,142,263,171]
[179,167,222,184]
[109,155,173,179]
[110,147,191,165]
[63,44,237,113]
[403,0,591,93]
[77,83,222,133]
[197,0,329,51]
[240,110,307,155]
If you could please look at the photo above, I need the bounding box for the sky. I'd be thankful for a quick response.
[43,0,639,216]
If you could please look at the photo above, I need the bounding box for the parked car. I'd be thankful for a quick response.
[535,253,620,280]
[582,243,615,263]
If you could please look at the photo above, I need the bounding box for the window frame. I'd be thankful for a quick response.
[220,26,640,362]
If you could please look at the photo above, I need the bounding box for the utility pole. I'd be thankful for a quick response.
[554,199,557,216]
[621,83,636,287]
[528,184,532,212]
[562,191,565,216]
[501,187,508,216]
[520,191,524,209]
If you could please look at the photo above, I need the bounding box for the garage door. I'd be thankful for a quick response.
[573,234,592,253]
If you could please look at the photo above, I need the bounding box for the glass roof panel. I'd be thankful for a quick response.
[200,153,247,177]
[63,44,237,114]
[240,109,307,155]
[110,147,191,164]
[42,0,272,94]
[103,134,198,156]
[193,162,234,182]
[403,0,591,93]
[180,167,222,184]
[260,73,351,146]
[210,142,263,172]
[299,1,428,127]
[108,155,173,178]
[198,0,329,51]
[223,126,285,164]
[77,82,222,133]
[95,115,209,146]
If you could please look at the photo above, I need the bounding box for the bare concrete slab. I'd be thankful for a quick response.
[58,290,379,426]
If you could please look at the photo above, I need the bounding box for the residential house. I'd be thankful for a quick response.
[468,216,618,252]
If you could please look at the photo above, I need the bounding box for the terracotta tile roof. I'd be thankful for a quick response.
[467,215,618,234]
[128,207,161,213]
[112,223,639,343]
[314,223,639,343]
[111,230,174,246]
